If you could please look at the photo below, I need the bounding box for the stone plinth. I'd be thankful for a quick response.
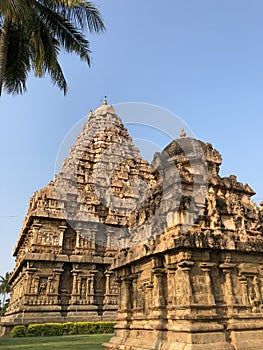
[104,238,263,350]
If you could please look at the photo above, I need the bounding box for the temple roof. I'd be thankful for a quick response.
[13,104,262,257]
[13,104,158,255]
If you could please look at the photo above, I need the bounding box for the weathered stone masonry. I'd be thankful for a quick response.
[104,136,263,350]
[1,104,158,332]
[2,103,263,350]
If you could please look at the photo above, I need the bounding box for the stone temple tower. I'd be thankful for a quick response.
[104,137,263,350]
[1,103,158,333]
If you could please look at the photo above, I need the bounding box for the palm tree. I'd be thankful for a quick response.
[0,272,10,316]
[0,0,105,95]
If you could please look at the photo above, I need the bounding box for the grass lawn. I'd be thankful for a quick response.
[0,334,112,350]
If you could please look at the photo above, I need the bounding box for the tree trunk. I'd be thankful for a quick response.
[0,18,11,96]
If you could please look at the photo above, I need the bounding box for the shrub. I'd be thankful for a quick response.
[9,325,26,337]
[62,322,74,335]
[43,323,64,336]
[97,322,116,334]
[10,321,117,337]
[71,322,98,335]
[27,324,45,337]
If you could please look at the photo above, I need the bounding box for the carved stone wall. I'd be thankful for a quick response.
[1,104,157,333]
[104,137,263,350]
[105,248,263,350]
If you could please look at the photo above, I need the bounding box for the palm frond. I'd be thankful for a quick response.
[48,60,67,95]
[34,2,92,64]
[0,0,105,95]
[62,2,105,33]
[35,0,105,33]
[0,0,33,21]
[29,17,68,93]
[4,23,30,94]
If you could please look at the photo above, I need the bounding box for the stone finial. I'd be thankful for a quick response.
[88,109,93,119]
[180,128,186,138]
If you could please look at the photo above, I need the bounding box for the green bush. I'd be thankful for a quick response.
[43,323,65,336]
[10,321,116,337]
[27,324,45,337]
[68,322,116,335]
[71,322,97,335]
[9,325,26,337]
[97,322,116,334]
[62,322,74,335]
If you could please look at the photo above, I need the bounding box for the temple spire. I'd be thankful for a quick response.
[180,128,186,138]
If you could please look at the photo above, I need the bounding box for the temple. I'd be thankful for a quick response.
[103,134,263,350]
[2,104,263,350]
[1,104,158,333]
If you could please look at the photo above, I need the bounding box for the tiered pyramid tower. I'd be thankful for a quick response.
[1,104,158,332]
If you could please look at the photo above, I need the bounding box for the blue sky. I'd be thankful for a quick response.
[1,0,263,276]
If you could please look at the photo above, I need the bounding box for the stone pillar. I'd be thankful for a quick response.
[90,273,95,295]
[115,277,122,311]
[105,272,111,295]
[152,267,166,309]
[72,273,78,294]
[76,228,87,249]
[219,262,236,312]
[106,231,112,248]
[253,275,262,304]
[177,260,195,305]
[34,276,40,294]
[167,263,177,305]
[58,224,67,246]
[145,283,153,315]
[32,223,42,244]
[132,274,139,310]
[46,276,55,304]
[75,230,81,248]
[53,267,63,304]
[87,271,96,304]
[239,276,249,305]
[25,268,36,294]
[104,272,111,305]
[71,272,80,304]
[200,262,216,305]
[47,277,52,293]
[77,277,81,296]
[119,278,125,311]
[89,231,96,254]
[120,276,132,312]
